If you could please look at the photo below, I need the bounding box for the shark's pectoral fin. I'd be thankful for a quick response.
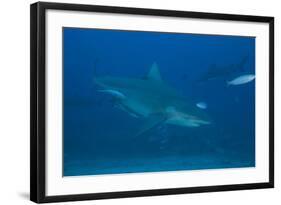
[135,113,166,137]
[98,89,126,99]
[115,104,140,118]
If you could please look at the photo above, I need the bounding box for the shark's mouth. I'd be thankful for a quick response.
[166,116,210,127]
[186,118,211,127]
[165,106,210,127]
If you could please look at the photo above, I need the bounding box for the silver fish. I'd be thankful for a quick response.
[227,74,255,86]
[196,102,207,109]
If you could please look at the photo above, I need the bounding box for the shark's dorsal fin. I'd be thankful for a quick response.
[146,62,162,82]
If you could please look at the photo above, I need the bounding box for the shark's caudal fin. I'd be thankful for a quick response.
[145,62,162,82]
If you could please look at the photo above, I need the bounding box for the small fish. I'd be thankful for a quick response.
[227,74,255,86]
[196,102,207,109]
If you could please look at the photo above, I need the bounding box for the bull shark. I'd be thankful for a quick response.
[95,63,211,136]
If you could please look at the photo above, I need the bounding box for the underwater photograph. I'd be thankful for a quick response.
[63,27,255,177]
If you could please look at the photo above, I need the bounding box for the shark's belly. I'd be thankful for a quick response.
[121,99,152,117]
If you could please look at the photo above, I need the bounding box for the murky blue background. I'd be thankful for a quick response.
[63,27,255,176]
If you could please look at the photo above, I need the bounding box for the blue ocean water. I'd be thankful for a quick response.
[63,27,255,176]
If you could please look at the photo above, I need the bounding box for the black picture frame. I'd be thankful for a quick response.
[30,1,274,203]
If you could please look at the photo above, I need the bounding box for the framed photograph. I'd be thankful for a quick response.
[30,2,274,203]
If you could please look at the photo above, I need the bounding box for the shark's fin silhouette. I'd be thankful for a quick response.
[98,89,126,99]
[146,62,162,82]
[135,113,166,137]
[115,104,140,118]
